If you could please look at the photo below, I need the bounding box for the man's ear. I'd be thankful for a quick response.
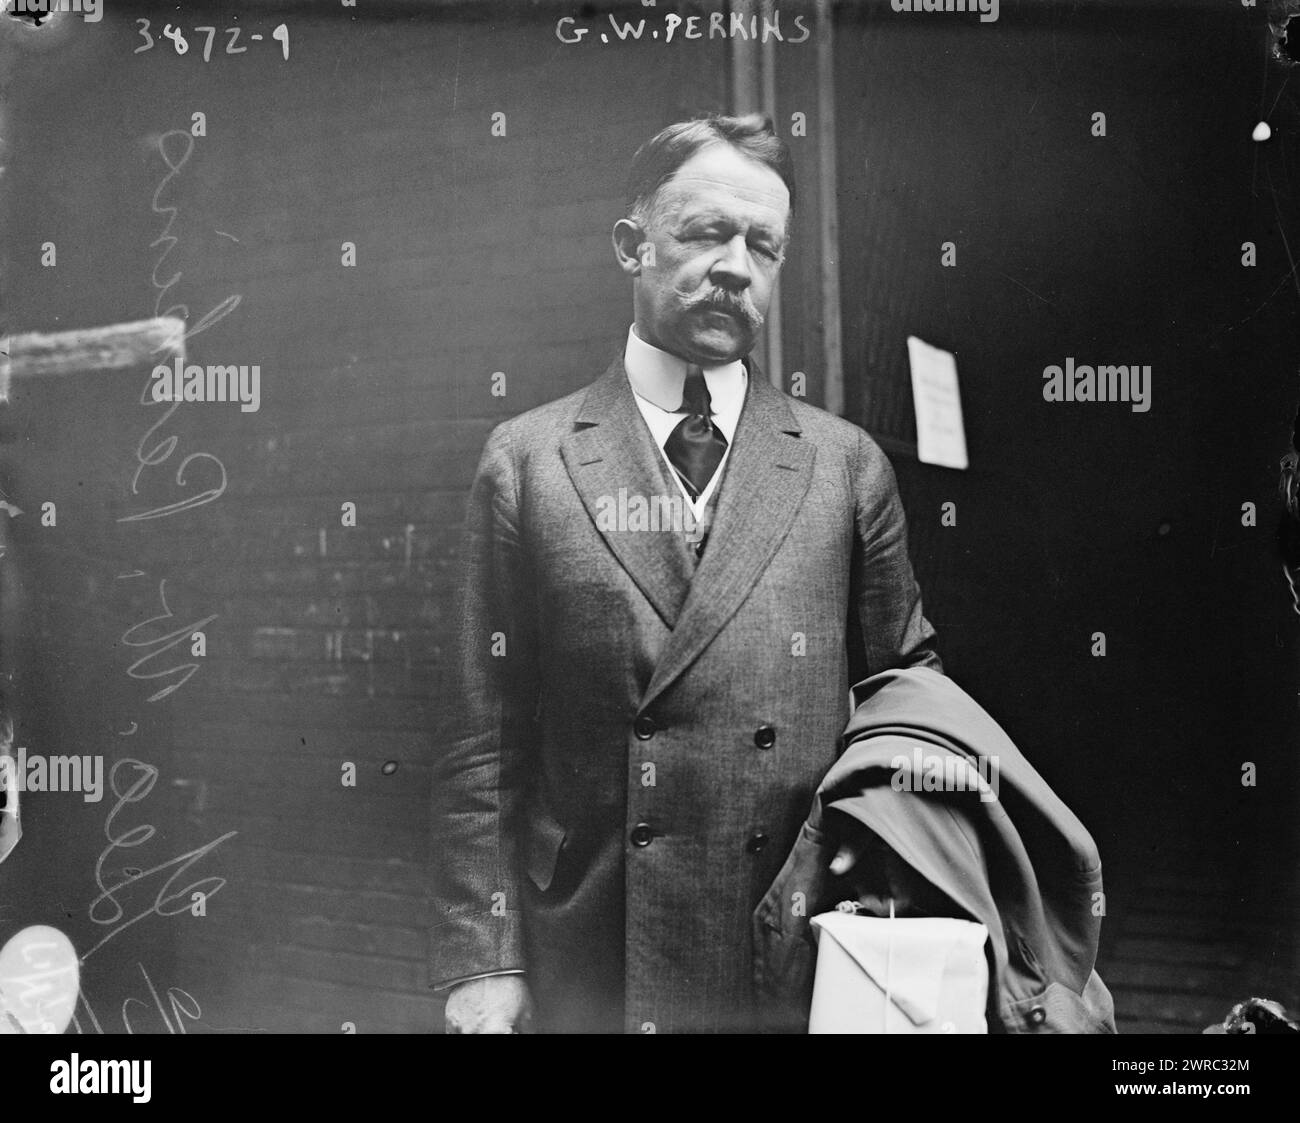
[612,218,650,277]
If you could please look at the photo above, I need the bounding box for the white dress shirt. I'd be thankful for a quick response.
[623,325,747,519]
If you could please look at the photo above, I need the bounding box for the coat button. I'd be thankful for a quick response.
[753,724,776,750]
[630,823,654,847]
[746,832,769,854]
[1027,1005,1047,1026]
[633,715,657,740]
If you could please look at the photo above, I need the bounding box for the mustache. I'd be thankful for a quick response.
[679,288,764,331]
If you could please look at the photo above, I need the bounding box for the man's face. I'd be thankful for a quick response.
[626,143,790,366]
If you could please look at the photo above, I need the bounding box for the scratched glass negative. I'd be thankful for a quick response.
[0,0,1295,1071]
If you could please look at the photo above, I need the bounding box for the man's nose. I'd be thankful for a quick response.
[709,234,752,289]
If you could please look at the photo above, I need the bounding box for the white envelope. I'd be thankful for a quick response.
[808,912,989,1034]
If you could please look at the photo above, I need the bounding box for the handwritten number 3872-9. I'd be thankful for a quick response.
[135,21,290,62]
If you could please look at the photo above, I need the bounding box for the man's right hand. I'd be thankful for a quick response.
[444,975,534,1034]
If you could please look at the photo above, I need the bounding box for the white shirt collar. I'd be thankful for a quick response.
[623,324,747,416]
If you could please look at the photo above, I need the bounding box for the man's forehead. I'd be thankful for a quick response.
[657,147,790,217]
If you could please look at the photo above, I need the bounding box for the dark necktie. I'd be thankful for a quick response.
[664,365,728,500]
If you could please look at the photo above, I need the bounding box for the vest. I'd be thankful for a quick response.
[644,424,726,569]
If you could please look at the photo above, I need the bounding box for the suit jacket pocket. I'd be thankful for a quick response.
[751,820,832,1028]
[522,808,568,893]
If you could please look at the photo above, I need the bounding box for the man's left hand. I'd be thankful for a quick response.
[829,837,866,877]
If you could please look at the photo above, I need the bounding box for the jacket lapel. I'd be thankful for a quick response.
[638,361,815,713]
[561,356,695,628]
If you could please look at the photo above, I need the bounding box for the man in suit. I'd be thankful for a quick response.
[430,114,942,1033]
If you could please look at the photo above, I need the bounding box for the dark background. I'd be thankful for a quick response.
[0,0,1296,1033]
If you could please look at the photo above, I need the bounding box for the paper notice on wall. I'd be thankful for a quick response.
[907,336,968,470]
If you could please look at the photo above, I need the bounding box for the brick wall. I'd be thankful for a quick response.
[4,0,1295,1037]
[1,2,732,1033]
